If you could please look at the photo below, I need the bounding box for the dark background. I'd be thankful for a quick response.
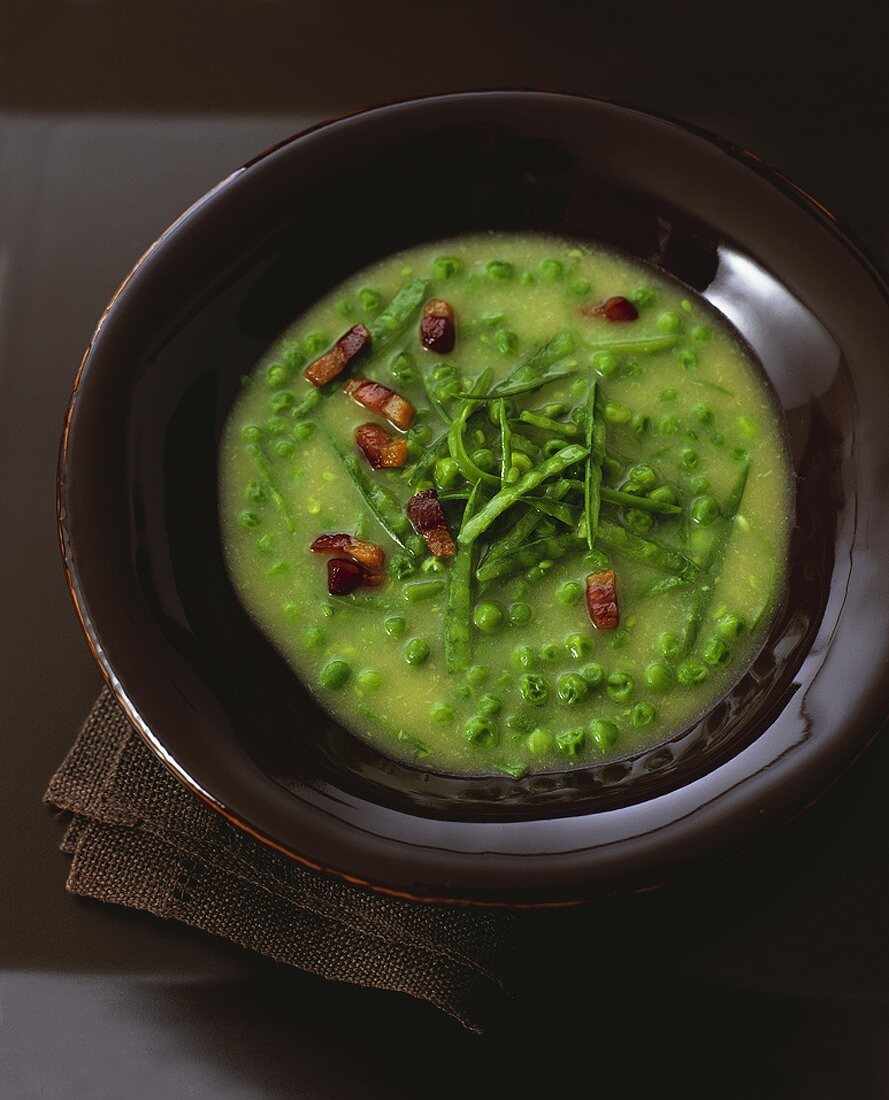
[2,3,889,1096]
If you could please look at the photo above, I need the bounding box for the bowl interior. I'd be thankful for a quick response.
[61,93,889,901]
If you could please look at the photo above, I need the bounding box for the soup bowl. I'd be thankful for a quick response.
[58,91,889,905]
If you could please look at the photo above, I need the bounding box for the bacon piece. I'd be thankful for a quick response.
[304,324,371,386]
[407,489,456,558]
[343,377,414,431]
[311,532,386,572]
[327,558,369,595]
[420,298,456,353]
[583,296,639,322]
[586,569,620,630]
[354,422,408,469]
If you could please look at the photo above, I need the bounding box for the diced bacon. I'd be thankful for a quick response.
[354,422,408,469]
[344,377,414,431]
[327,558,368,595]
[407,489,456,558]
[583,296,639,322]
[311,533,386,572]
[304,324,371,386]
[586,569,620,630]
[420,298,456,353]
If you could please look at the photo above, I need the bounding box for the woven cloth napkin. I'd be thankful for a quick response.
[44,688,521,1033]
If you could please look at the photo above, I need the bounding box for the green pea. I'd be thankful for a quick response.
[630,285,656,308]
[465,716,499,747]
[472,448,498,474]
[266,416,288,436]
[680,448,699,470]
[565,633,593,660]
[304,331,328,354]
[486,260,514,282]
[692,495,720,526]
[521,674,550,706]
[702,636,733,668]
[303,626,326,650]
[602,456,622,481]
[581,662,606,689]
[266,364,289,388]
[716,613,747,641]
[626,464,656,489]
[319,659,351,690]
[495,329,519,355]
[512,645,537,671]
[693,403,714,426]
[509,578,531,600]
[478,693,502,717]
[625,508,654,536]
[432,256,463,280]
[710,430,727,447]
[467,664,489,686]
[592,351,620,378]
[645,661,674,692]
[282,601,299,621]
[282,344,305,370]
[659,388,678,403]
[691,324,712,343]
[590,719,619,749]
[509,602,533,626]
[570,278,592,297]
[657,311,682,334]
[689,475,711,495]
[609,630,629,651]
[473,602,505,634]
[432,457,461,491]
[556,580,584,607]
[630,412,650,436]
[605,402,632,425]
[558,674,589,707]
[405,638,431,666]
[677,659,708,685]
[384,617,407,638]
[430,701,455,725]
[556,729,585,756]
[389,556,417,580]
[658,415,680,436]
[677,349,699,370]
[293,421,315,441]
[657,631,680,659]
[526,728,553,756]
[356,669,382,694]
[736,416,757,439]
[607,671,634,703]
[245,481,265,505]
[539,258,564,281]
[336,297,354,319]
[631,702,657,729]
[539,643,560,664]
[732,446,750,464]
[648,485,678,507]
[506,713,535,733]
[239,510,260,529]
[273,439,294,458]
[241,424,262,442]
[357,287,383,315]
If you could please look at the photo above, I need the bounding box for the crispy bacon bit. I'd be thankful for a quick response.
[311,532,386,573]
[344,377,414,431]
[586,569,620,630]
[407,489,456,558]
[420,298,456,353]
[583,296,639,322]
[304,324,371,386]
[354,422,408,469]
[327,557,369,595]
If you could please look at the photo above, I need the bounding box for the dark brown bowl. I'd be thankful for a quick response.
[58,91,889,905]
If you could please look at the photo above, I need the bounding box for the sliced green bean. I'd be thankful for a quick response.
[421,368,453,425]
[445,483,481,673]
[447,369,499,487]
[406,430,449,486]
[584,334,680,355]
[246,442,296,534]
[641,575,689,599]
[403,580,445,602]
[489,330,578,397]
[475,532,584,585]
[482,507,541,564]
[461,368,578,401]
[497,399,513,485]
[600,488,681,515]
[366,276,429,351]
[583,380,604,549]
[291,387,322,420]
[459,444,589,545]
[523,495,580,527]
[518,411,582,437]
[596,520,697,576]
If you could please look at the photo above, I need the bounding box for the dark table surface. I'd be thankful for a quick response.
[3,4,889,1096]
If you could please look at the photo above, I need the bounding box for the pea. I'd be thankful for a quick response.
[511,452,533,475]
[266,416,288,436]
[631,412,650,436]
[590,719,619,749]
[580,662,606,689]
[478,693,503,717]
[356,669,382,694]
[389,556,417,581]
[266,364,289,388]
[658,415,679,436]
[691,324,712,343]
[736,416,757,439]
[495,329,519,355]
[593,351,620,378]
[390,351,416,383]
[565,633,592,660]
[539,258,564,281]
[693,403,714,426]
[656,632,680,660]
[717,612,747,641]
[631,703,657,729]
[241,424,262,442]
[659,388,678,403]
[556,580,584,607]
[303,626,326,650]
[692,495,720,526]
[273,439,294,458]
[558,674,589,707]
[512,645,537,671]
[527,728,553,756]
[304,331,328,354]
[508,602,533,627]
[404,638,431,666]
[486,260,514,282]
[556,729,586,756]
[539,643,560,664]
[384,616,406,639]
[473,602,505,634]
[677,349,699,370]
[509,579,531,600]
[642,662,672,693]
[465,717,499,747]
[431,701,455,724]
[648,485,678,507]
[282,601,299,621]
[521,674,550,707]
[432,256,463,280]
[680,448,699,470]
[677,659,708,685]
[625,508,654,536]
[689,475,711,495]
[602,456,622,481]
[293,421,315,441]
[624,464,655,489]
[702,636,733,668]
[570,278,592,297]
[282,345,305,371]
[630,285,656,308]
[506,713,535,733]
[239,510,260,529]
[710,430,726,447]
[257,534,276,554]
[319,659,351,690]
[472,448,498,474]
[657,311,682,334]
[607,671,634,703]
[609,630,629,651]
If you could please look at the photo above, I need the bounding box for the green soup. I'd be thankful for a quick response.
[219,233,792,777]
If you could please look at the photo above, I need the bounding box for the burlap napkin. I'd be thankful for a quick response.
[44,688,519,1033]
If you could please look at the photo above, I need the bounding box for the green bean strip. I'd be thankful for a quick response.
[291,387,322,420]
[498,399,512,485]
[641,575,689,599]
[323,594,402,613]
[403,580,445,602]
[447,369,499,488]
[482,507,541,564]
[357,706,430,757]
[475,532,584,585]
[523,495,580,527]
[445,483,482,673]
[246,442,296,534]
[518,411,582,437]
[461,368,578,401]
[583,334,680,355]
[421,368,453,425]
[365,277,430,351]
[599,488,681,515]
[459,444,589,545]
[326,431,422,555]
[596,520,698,576]
[583,380,604,549]
[406,430,449,486]
[489,330,578,396]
